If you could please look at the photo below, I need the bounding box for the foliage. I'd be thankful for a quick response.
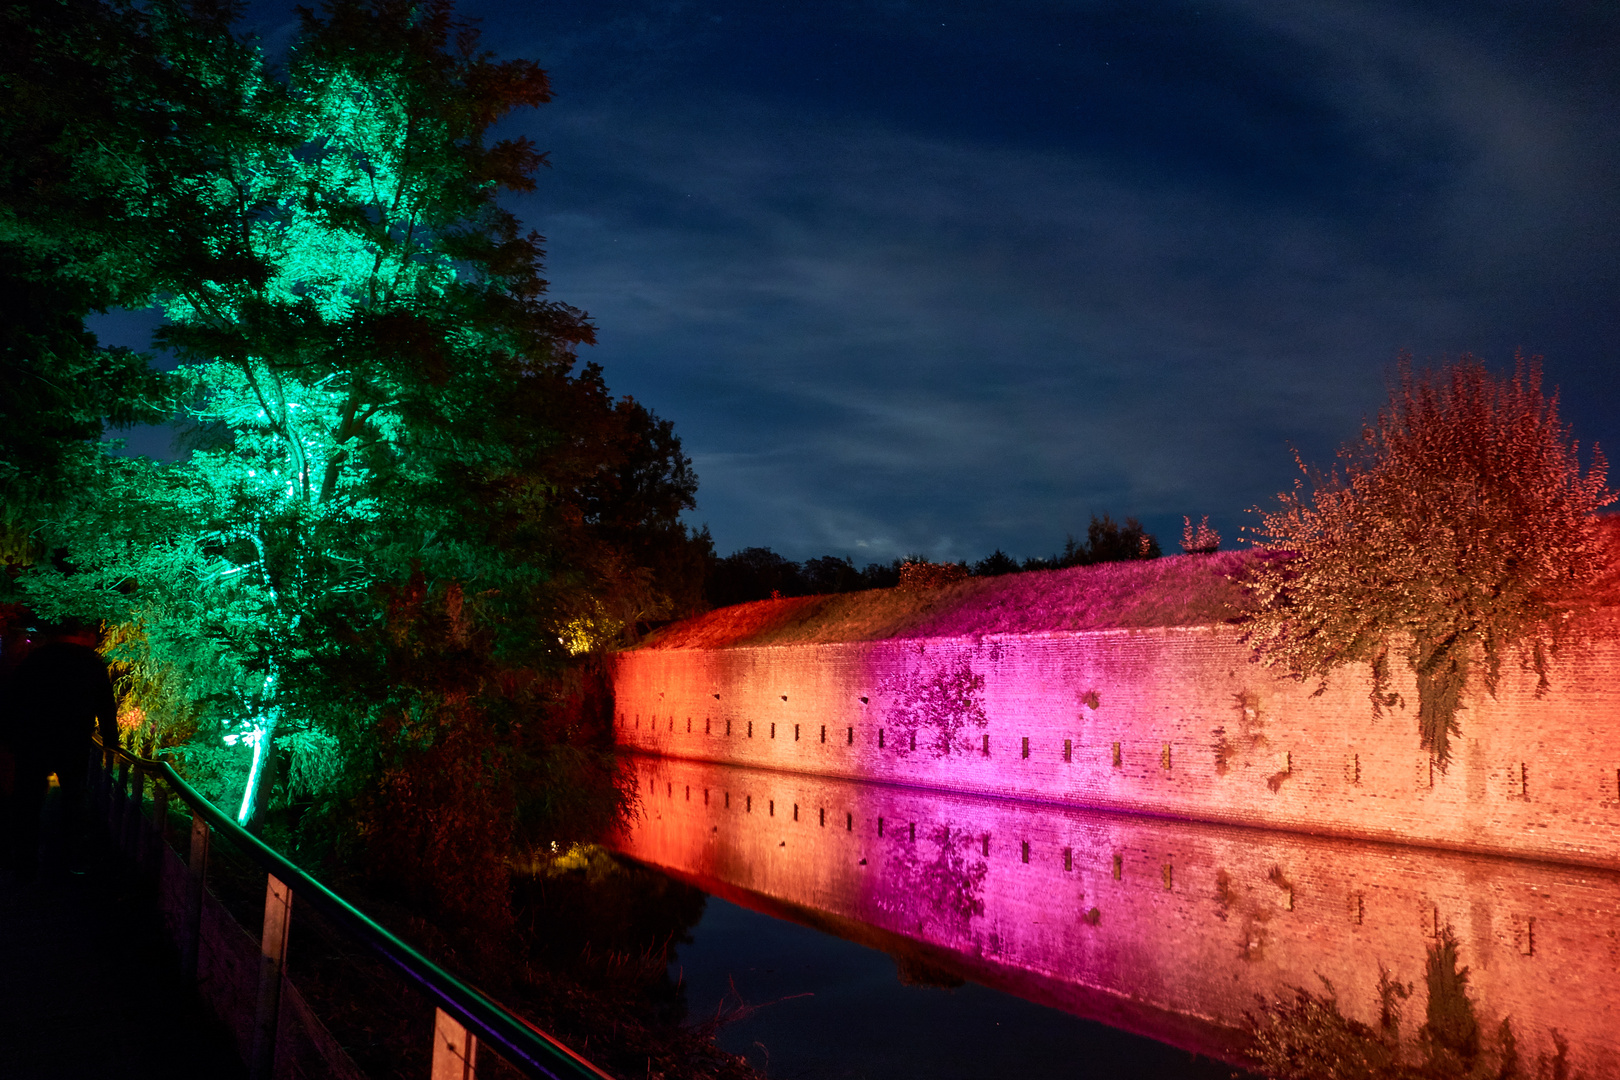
[1245,355,1612,768]
[703,513,1164,608]
[972,548,1022,576]
[3,0,700,855]
[1245,930,1536,1080]
[0,0,178,536]
[879,657,988,756]
[705,547,902,606]
[1182,515,1221,554]
[1077,512,1162,563]
[897,559,970,591]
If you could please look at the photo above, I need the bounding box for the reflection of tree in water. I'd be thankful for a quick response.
[1247,929,1575,1080]
[879,656,988,757]
[880,825,990,940]
[513,846,708,1027]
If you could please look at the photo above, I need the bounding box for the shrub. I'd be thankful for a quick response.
[1246,354,1613,769]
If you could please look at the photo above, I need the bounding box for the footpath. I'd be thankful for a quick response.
[0,839,246,1080]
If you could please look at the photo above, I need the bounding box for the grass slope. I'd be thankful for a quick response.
[639,551,1261,651]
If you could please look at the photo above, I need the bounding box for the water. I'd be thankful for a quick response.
[673,892,1233,1079]
[610,754,1620,1079]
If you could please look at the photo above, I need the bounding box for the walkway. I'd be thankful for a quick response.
[0,838,246,1080]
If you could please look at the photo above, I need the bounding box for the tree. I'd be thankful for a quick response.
[5,0,698,843]
[0,0,184,547]
[1080,513,1161,563]
[972,549,1021,576]
[1181,515,1221,554]
[1246,355,1613,768]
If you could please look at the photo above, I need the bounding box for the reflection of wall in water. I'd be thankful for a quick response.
[612,756,1620,1077]
[612,626,1620,867]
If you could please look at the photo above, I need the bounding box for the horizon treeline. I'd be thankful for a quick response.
[705,512,1166,609]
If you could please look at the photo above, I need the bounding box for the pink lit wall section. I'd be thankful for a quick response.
[611,756,1620,1076]
[611,624,1620,868]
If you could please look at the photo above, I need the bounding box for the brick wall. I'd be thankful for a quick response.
[611,624,1620,868]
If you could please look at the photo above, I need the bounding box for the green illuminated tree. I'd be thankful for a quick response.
[5,0,700,842]
[1246,355,1613,769]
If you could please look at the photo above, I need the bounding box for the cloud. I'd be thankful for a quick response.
[467,1,1620,559]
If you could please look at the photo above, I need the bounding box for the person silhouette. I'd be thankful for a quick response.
[1,618,118,877]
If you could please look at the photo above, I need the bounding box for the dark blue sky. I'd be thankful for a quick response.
[105,1,1620,565]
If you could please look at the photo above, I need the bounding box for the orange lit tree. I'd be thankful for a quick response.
[1246,355,1612,768]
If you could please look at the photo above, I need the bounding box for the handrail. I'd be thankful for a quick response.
[96,738,613,1080]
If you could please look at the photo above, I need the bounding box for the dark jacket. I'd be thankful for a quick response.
[1,641,118,759]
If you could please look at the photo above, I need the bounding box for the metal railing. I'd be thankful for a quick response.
[91,738,614,1080]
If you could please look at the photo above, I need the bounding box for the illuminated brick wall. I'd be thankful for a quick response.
[614,755,1620,1075]
[611,624,1620,868]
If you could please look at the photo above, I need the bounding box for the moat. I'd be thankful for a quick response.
[604,753,1619,1079]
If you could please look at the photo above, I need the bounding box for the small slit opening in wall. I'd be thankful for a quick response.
[746,795,752,812]
[1112,742,1122,768]
[747,721,753,738]
[982,834,990,857]
[847,727,854,745]
[1112,854,1123,880]
[909,731,916,751]
[1020,840,1029,864]
[703,789,709,805]
[908,822,915,843]
[1349,892,1364,925]
[819,807,825,826]
[792,803,798,821]
[684,785,690,801]
[1021,736,1029,760]
[1518,761,1528,800]
[1161,864,1173,890]
[726,718,732,736]
[725,792,731,808]
[879,728,886,749]
[705,717,711,735]
[634,715,639,729]
[878,817,884,838]
[982,734,990,756]
[769,800,775,817]
[820,725,826,743]
[1063,739,1072,763]
[666,782,672,797]
[686,718,691,733]
[669,717,673,732]
[771,722,776,739]
[795,723,800,742]
[846,812,853,831]
[1160,743,1172,770]
[1062,847,1072,872]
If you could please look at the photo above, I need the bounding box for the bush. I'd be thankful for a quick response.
[1246,355,1613,768]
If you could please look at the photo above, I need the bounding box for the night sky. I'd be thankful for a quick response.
[102,1,1620,565]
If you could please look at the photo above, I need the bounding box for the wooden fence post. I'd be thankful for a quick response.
[250,874,294,1080]
[112,756,129,829]
[181,815,210,984]
[124,763,145,856]
[431,1008,478,1080]
[151,785,170,871]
